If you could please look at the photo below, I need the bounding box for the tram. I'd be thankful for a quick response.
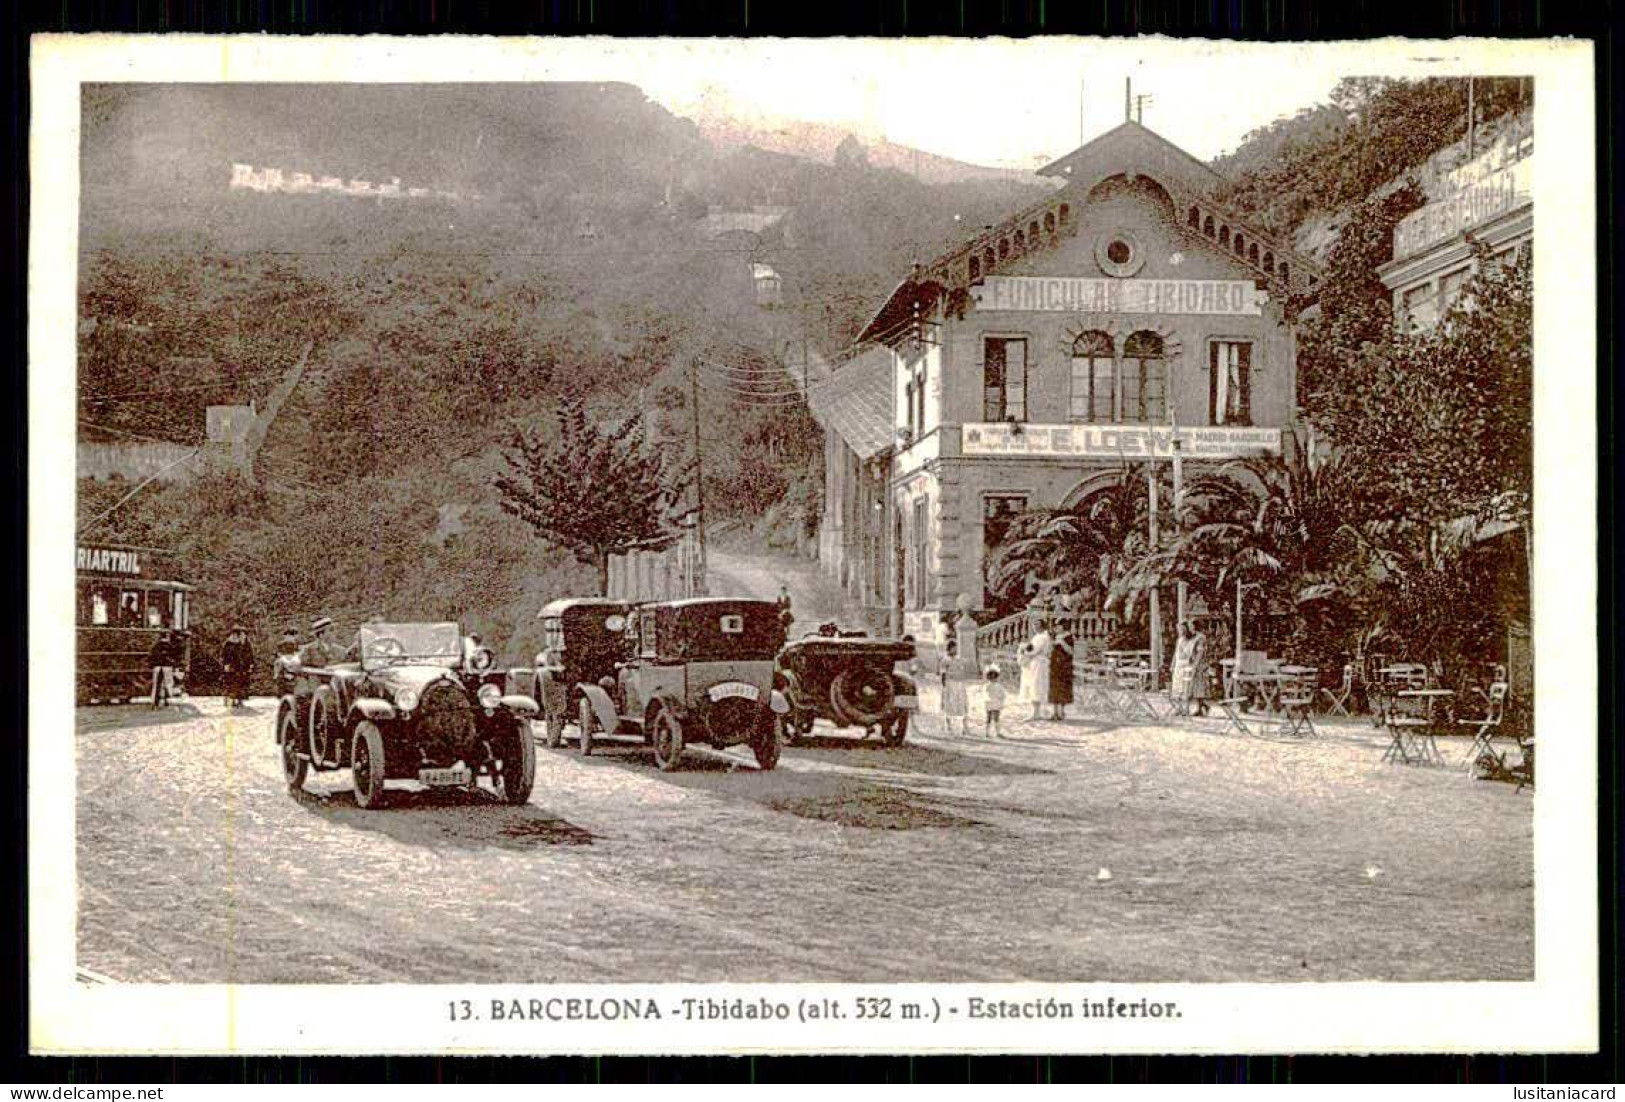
[76,543,194,704]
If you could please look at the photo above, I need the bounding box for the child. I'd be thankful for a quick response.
[983,665,1006,739]
[938,639,968,736]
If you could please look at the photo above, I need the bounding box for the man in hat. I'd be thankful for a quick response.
[220,625,254,708]
[298,616,345,669]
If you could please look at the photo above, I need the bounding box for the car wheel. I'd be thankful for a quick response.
[752,714,782,771]
[577,698,595,757]
[495,716,536,805]
[651,708,684,772]
[351,720,388,809]
[882,710,910,747]
[543,710,565,750]
[279,709,307,793]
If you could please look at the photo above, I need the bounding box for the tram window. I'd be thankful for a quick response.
[119,589,143,627]
[147,590,171,629]
[174,592,188,630]
[88,585,113,626]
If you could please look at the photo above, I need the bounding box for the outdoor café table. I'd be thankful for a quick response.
[1382,688,1455,766]
[1077,662,1126,717]
[1103,649,1152,672]
[1112,663,1163,720]
[1233,669,1287,714]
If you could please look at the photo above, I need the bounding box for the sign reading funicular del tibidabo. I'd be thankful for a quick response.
[971,276,1266,315]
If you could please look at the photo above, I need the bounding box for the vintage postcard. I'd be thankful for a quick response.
[30,35,1596,1054]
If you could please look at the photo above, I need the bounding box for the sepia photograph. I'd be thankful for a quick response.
[29,35,1595,1054]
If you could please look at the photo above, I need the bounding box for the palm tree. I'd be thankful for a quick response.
[1108,438,1368,664]
[984,464,1160,614]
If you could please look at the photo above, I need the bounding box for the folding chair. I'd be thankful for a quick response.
[1322,664,1355,717]
[1214,696,1255,737]
[1380,695,1444,766]
[1458,682,1509,773]
[1276,670,1319,738]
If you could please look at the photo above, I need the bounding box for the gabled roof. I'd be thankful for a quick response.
[858,120,1323,344]
[1036,120,1225,194]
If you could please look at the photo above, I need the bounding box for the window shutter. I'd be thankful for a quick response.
[1238,343,1252,425]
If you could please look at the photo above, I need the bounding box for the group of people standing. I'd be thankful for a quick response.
[928,603,1215,736]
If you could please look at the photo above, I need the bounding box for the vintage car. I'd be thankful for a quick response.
[776,634,917,745]
[276,621,539,809]
[516,598,633,750]
[576,598,790,771]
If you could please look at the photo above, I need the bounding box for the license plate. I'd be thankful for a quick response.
[894,695,919,709]
[708,681,760,703]
[419,766,471,787]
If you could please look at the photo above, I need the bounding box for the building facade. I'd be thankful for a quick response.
[1378,110,1532,332]
[854,121,1321,638]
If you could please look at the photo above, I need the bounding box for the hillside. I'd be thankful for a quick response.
[76,83,1045,676]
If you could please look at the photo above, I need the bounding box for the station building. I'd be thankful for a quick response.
[840,120,1321,638]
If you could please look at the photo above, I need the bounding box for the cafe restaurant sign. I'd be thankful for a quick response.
[972,276,1264,316]
[1393,155,1531,261]
[962,422,1283,460]
[76,546,143,576]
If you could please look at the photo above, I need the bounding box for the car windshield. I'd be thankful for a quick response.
[358,622,462,669]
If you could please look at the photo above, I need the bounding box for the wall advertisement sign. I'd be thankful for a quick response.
[1393,156,1532,260]
[961,422,1284,460]
[971,276,1264,316]
[76,546,144,576]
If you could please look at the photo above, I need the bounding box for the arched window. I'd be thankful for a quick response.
[1279,262,1290,284]
[1014,230,1025,250]
[1234,233,1246,256]
[1044,212,1056,234]
[983,247,996,273]
[1203,216,1216,238]
[1219,225,1231,247]
[1122,331,1166,423]
[1069,330,1115,423]
[1188,206,1201,228]
[998,238,1010,260]
[1028,220,1040,242]
[1263,251,1274,274]
[968,255,981,282]
[1248,243,1260,265]
[1058,204,1071,225]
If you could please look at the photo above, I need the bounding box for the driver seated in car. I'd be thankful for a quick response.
[297,616,346,669]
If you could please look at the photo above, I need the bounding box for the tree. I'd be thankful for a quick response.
[494,398,691,594]
[984,465,1155,616]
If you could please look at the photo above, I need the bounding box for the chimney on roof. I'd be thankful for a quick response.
[1125,77,1132,122]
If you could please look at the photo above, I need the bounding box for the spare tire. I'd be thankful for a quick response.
[829,668,894,728]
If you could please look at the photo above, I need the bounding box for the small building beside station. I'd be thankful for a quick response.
[843,119,1322,639]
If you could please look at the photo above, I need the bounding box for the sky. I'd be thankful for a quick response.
[617,39,1347,168]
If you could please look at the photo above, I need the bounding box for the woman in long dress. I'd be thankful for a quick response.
[938,639,969,736]
[1018,621,1053,720]
[1046,627,1076,720]
[1170,620,1211,716]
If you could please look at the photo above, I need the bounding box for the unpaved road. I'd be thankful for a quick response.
[77,694,1532,984]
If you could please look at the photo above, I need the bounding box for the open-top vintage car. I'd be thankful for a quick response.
[776,634,917,745]
[576,598,790,771]
[277,621,539,809]
[521,598,633,751]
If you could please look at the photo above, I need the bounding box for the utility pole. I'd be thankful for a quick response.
[1148,469,1161,688]
[1135,93,1153,126]
[1466,77,1476,160]
[688,357,708,591]
[1124,77,1132,122]
[1171,408,1186,630]
[1079,78,1086,144]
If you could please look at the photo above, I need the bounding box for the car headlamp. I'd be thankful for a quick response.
[477,683,502,710]
[394,687,419,712]
[471,647,494,671]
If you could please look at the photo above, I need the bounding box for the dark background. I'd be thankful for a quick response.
[4,0,1617,1086]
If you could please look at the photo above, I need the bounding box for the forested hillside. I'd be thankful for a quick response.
[76,83,1044,675]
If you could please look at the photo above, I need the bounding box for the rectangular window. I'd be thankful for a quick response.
[1120,360,1166,423]
[1401,284,1437,333]
[1439,266,1471,314]
[1210,341,1253,426]
[983,338,1027,422]
[982,494,1028,606]
[146,590,171,629]
[638,613,657,657]
[118,589,144,628]
[910,497,930,610]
